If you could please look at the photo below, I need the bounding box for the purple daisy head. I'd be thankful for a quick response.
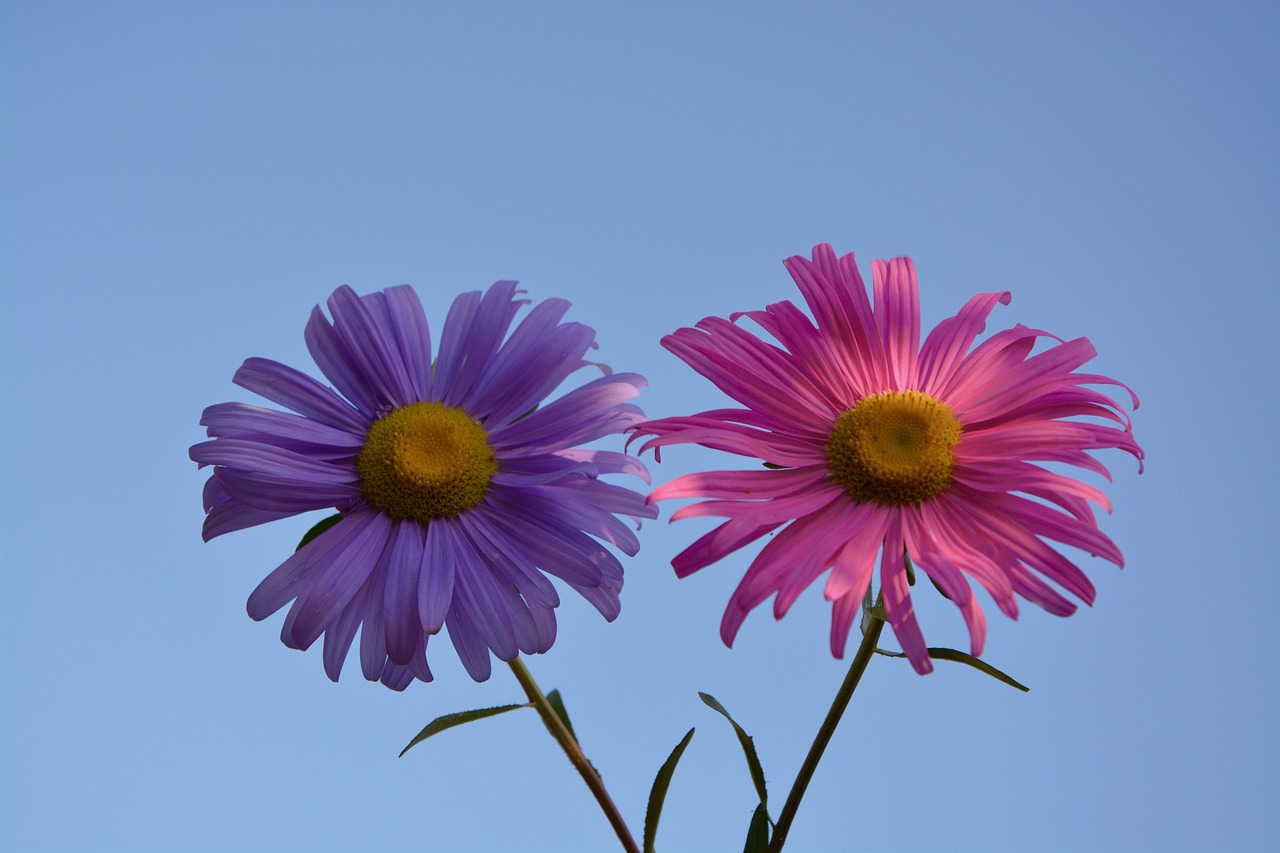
[632,244,1143,674]
[191,281,657,689]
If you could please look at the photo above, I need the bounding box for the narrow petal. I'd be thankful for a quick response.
[669,480,844,524]
[916,291,1011,397]
[246,510,370,621]
[649,465,828,503]
[822,504,891,601]
[322,569,376,682]
[418,518,459,634]
[784,244,887,392]
[357,554,391,681]
[303,304,379,414]
[634,414,826,468]
[450,556,521,663]
[490,372,646,455]
[902,506,988,657]
[368,285,434,400]
[200,402,364,453]
[671,517,783,578]
[281,510,392,651]
[719,498,868,646]
[233,357,369,433]
[870,257,921,390]
[660,319,837,431]
[199,476,296,541]
[879,516,932,674]
[828,590,865,659]
[382,520,425,666]
[734,300,863,405]
[465,299,597,425]
[436,282,526,407]
[555,448,652,484]
[445,596,494,682]
[326,286,419,408]
[458,508,561,609]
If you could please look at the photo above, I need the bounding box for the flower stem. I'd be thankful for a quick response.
[507,657,641,853]
[767,599,886,853]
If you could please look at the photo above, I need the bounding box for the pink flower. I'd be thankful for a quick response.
[633,244,1142,672]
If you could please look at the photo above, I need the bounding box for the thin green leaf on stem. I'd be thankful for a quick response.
[398,703,530,757]
[872,646,1029,691]
[698,692,770,815]
[743,802,771,853]
[546,689,579,742]
[643,727,695,853]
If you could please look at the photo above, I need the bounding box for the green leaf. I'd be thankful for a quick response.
[643,727,695,853]
[545,688,602,779]
[699,693,769,813]
[296,513,342,551]
[399,703,530,757]
[742,802,771,853]
[545,689,578,743]
[872,646,1029,691]
[926,647,1030,692]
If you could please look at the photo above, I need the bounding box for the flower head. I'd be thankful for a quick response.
[191,282,656,689]
[633,244,1142,673]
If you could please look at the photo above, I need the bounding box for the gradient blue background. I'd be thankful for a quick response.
[3,3,1277,851]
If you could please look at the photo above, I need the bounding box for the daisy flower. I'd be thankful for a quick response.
[632,244,1142,673]
[191,281,656,689]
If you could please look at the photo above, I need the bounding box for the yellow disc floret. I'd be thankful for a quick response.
[357,402,498,522]
[825,390,962,506]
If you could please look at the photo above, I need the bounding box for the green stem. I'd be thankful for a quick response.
[507,657,641,853]
[767,598,886,853]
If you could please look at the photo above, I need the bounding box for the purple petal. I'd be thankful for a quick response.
[445,597,493,682]
[466,298,597,425]
[358,552,392,682]
[435,281,526,407]
[247,509,373,620]
[322,569,377,682]
[199,476,296,541]
[304,304,379,414]
[279,509,392,651]
[555,449,652,484]
[458,507,561,608]
[326,286,419,408]
[365,285,434,401]
[418,518,460,634]
[383,520,426,666]
[200,402,364,454]
[232,357,369,434]
[489,372,647,455]
[191,439,361,513]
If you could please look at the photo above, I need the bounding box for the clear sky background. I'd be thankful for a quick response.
[2,3,1277,852]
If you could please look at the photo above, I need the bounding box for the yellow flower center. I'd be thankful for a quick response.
[825,390,962,506]
[356,402,498,522]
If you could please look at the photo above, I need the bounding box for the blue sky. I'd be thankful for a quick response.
[2,3,1277,851]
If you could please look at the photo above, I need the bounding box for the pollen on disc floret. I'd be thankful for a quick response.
[825,389,962,506]
[356,401,499,522]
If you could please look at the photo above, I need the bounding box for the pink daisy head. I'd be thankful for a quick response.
[192,281,656,689]
[632,244,1142,673]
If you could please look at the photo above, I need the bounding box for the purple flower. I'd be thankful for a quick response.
[191,282,656,689]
